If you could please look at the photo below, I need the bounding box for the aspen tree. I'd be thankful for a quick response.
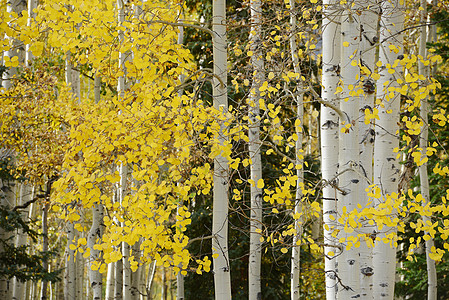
[147,261,157,298]
[336,3,361,298]
[12,184,31,300]
[288,0,304,299]
[63,30,77,300]
[176,22,185,300]
[116,1,132,299]
[373,0,404,298]
[418,0,437,298]
[0,0,25,296]
[358,1,378,298]
[105,262,115,300]
[76,239,84,300]
[25,0,38,65]
[248,0,264,298]
[0,153,15,299]
[40,185,49,300]
[65,221,77,300]
[129,5,143,300]
[66,27,83,300]
[161,267,166,300]
[87,203,104,300]
[321,0,340,298]
[212,0,232,298]
[13,1,37,297]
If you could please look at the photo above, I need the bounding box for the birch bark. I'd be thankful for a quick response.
[176,23,185,300]
[65,221,77,300]
[248,0,263,298]
[120,165,132,300]
[25,0,38,66]
[336,5,361,298]
[116,1,132,298]
[40,192,49,300]
[64,51,76,300]
[76,249,84,299]
[321,0,340,298]
[212,0,231,299]
[146,261,157,299]
[373,0,404,298]
[105,262,115,300]
[418,1,437,298]
[358,1,378,298]
[87,203,104,300]
[130,241,141,300]
[288,0,304,299]
[12,184,31,300]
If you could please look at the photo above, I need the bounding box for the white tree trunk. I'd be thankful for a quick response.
[358,2,378,298]
[175,23,185,300]
[72,67,81,102]
[105,262,115,300]
[176,269,184,300]
[161,268,166,300]
[94,76,101,104]
[12,184,32,300]
[138,262,146,300]
[25,0,38,66]
[288,0,304,299]
[211,0,231,299]
[116,1,132,298]
[15,1,38,293]
[321,0,341,299]
[130,241,141,300]
[0,0,25,295]
[40,198,49,300]
[76,250,84,299]
[87,204,104,300]
[65,222,77,300]
[119,165,129,300]
[115,258,123,300]
[122,243,132,299]
[418,1,437,299]
[373,0,404,298]
[336,7,361,298]
[64,49,77,300]
[248,0,263,299]
[146,261,157,299]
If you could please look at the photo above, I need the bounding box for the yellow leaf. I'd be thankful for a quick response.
[30,42,44,57]
[257,179,264,189]
[310,243,319,250]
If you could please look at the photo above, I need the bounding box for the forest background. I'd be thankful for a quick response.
[1,0,449,299]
